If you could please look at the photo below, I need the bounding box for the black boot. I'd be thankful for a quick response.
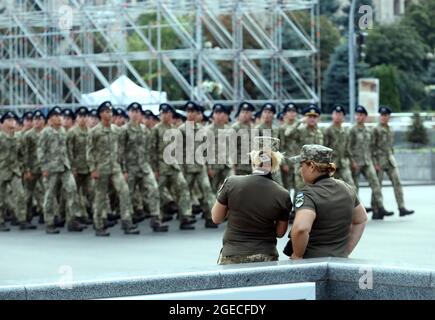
[161,213,174,222]
[67,219,85,232]
[150,217,169,232]
[54,216,66,228]
[365,207,373,213]
[399,207,415,217]
[104,218,117,228]
[132,209,147,224]
[373,207,386,220]
[19,221,37,230]
[192,204,202,216]
[107,212,121,221]
[122,220,140,235]
[78,216,93,225]
[46,224,60,234]
[10,216,19,226]
[38,214,45,224]
[95,228,110,237]
[180,218,195,230]
[205,218,218,229]
[0,223,10,232]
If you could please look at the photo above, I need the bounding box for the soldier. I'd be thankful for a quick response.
[87,109,99,128]
[87,101,140,236]
[372,106,414,217]
[149,103,196,230]
[0,111,37,231]
[255,103,283,186]
[119,102,168,232]
[21,111,34,133]
[143,110,159,129]
[207,103,232,193]
[347,105,393,220]
[66,107,94,225]
[179,101,218,228]
[22,110,46,224]
[280,103,299,192]
[37,106,85,234]
[114,108,128,127]
[232,102,256,176]
[61,108,75,131]
[323,105,356,189]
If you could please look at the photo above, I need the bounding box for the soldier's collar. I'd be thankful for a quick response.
[313,174,330,184]
[252,169,273,180]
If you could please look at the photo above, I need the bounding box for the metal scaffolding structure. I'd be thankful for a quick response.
[0,0,320,112]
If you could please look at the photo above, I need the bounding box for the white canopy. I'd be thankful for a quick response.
[81,75,167,114]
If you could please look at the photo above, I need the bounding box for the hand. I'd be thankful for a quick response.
[290,253,302,260]
[208,168,214,178]
[123,172,129,181]
[154,171,159,179]
[374,164,381,172]
[42,171,49,178]
[351,161,359,172]
[72,168,77,177]
[91,170,100,180]
[24,171,33,181]
[281,164,289,174]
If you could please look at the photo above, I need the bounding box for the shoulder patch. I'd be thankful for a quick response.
[295,192,304,208]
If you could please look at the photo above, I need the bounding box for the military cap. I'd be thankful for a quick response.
[174,110,186,121]
[253,136,280,153]
[159,103,176,114]
[97,101,113,114]
[261,103,276,114]
[62,108,75,120]
[89,109,98,118]
[115,108,128,119]
[302,104,321,116]
[126,102,142,112]
[355,105,368,115]
[282,103,297,113]
[235,101,255,117]
[47,106,62,119]
[33,110,46,120]
[254,110,262,119]
[22,111,34,121]
[379,106,392,115]
[277,112,284,121]
[289,144,333,164]
[184,100,200,112]
[212,103,230,114]
[75,106,89,117]
[1,111,18,123]
[332,104,346,115]
[143,109,154,118]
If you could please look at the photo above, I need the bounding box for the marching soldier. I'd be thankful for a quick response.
[61,108,75,131]
[372,106,414,217]
[347,105,393,220]
[232,102,256,176]
[0,111,37,231]
[323,105,356,189]
[149,103,196,230]
[119,102,168,232]
[87,109,99,128]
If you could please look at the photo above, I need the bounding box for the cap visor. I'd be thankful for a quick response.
[289,155,301,164]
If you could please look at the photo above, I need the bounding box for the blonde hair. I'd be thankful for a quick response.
[306,161,337,177]
[249,150,284,173]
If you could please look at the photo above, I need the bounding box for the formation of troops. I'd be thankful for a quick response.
[0,100,414,235]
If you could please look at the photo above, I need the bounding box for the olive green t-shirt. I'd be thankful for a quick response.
[217,173,292,256]
[295,176,360,258]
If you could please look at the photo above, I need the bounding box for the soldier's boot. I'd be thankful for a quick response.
[365,207,373,213]
[10,216,19,226]
[150,217,169,232]
[67,218,85,232]
[205,218,218,229]
[121,220,140,235]
[54,215,66,228]
[132,209,147,224]
[46,224,60,234]
[161,214,174,223]
[38,214,45,224]
[0,223,10,232]
[372,207,388,220]
[399,207,415,217]
[19,221,37,230]
[192,204,202,216]
[180,218,196,230]
[95,228,110,237]
[78,216,93,225]
[164,201,178,216]
[103,218,117,229]
[107,212,120,221]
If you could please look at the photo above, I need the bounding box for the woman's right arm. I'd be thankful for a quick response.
[346,204,368,256]
[275,220,288,238]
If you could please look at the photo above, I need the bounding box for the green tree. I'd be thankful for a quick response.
[319,0,341,17]
[370,64,401,111]
[406,113,429,147]
[402,0,435,49]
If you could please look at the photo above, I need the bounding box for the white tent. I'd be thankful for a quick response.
[81,75,167,114]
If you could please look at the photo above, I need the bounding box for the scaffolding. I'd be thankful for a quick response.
[0,0,320,112]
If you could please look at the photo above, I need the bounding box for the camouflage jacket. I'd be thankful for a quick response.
[87,123,122,175]
[179,121,206,174]
[280,120,299,165]
[372,124,396,168]
[206,123,231,170]
[67,126,90,174]
[0,131,22,181]
[22,127,43,174]
[323,124,351,169]
[119,122,152,175]
[292,124,324,152]
[347,124,375,167]
[231,121,253,169]
[37,126,71,173]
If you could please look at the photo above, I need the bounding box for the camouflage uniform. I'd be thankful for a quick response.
[372,123,405,209]
[179,121,216,221]
[347,124,384,208]
[119,122,163,221]
[231,121,253,175]
[87,122,134,230]
[149,121,193,220]
[37,126,81,225]
[0,131,27,224]
[280,120,299,190]
[217,252,278,265]
[323,124,356,189]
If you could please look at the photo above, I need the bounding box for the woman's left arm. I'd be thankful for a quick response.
[211,201,228,224]
[290,209,316,259]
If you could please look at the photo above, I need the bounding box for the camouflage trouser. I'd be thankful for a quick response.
[0,176,27,223]
[74,173,93,217]
[159,186,174,212]
[209,166,231,193]
[127,171,161,219]
[23,172,44,218]
[334,165,356,190]
[158,171,192,218]
[43,171,81,225]
[371,164,405,211]
[282,164,295,191]
[217,252,278,265]
[93,172,133,229]
[185,169,216,220]
[352,163,384,208]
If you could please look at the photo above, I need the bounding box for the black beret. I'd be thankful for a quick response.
[33,110,46,120]
[159,103,176,114]
[62,108,75,119]
[47,106,63,119]
[22,111,34,120]
[75,106,89,117]
[212,103,230,114]
[115,108,128,119]
[332,104,346,115]
[379,106,392,115]
[355,105,368,115]
[235,101,255,116]
[185,100,200,112]
[261,103,276,114]
[89,109,99,118]
[97,101,113,114]
[302,104,321,116]
[126,102,142,112]
[282,103,297,113]
[1,111,18,123]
